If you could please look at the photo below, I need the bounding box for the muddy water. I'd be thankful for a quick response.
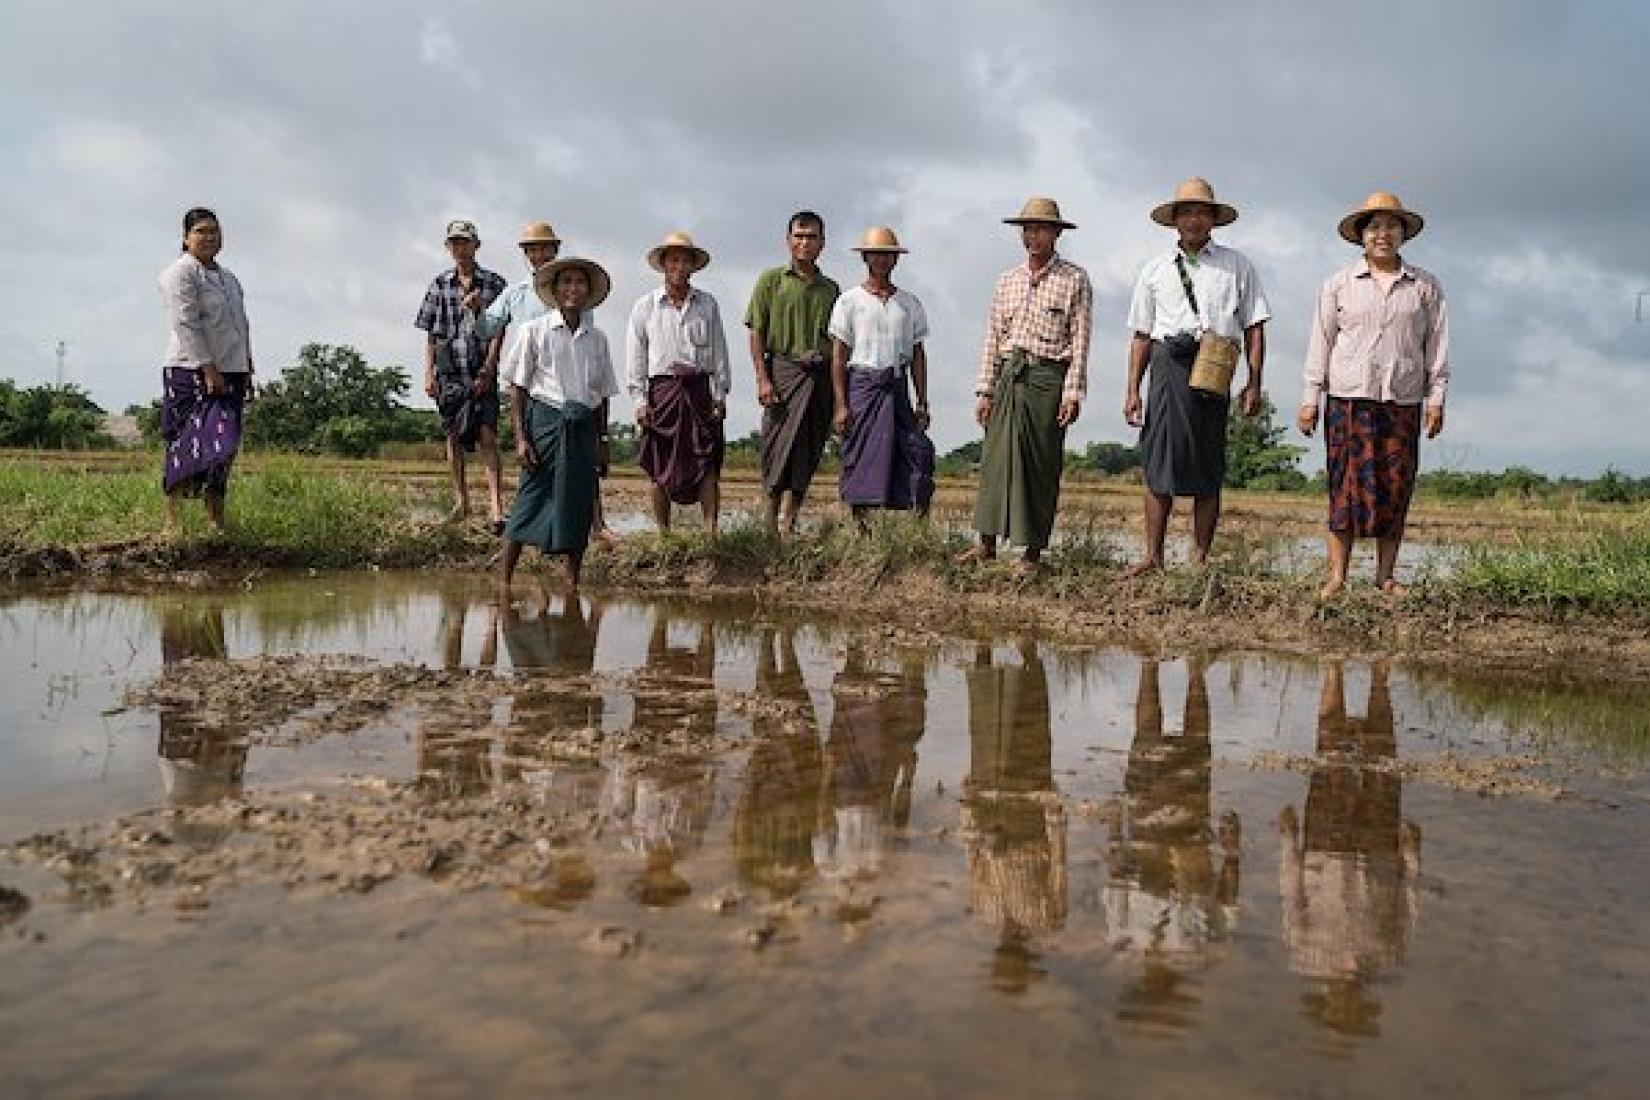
[2,575,1648,1097]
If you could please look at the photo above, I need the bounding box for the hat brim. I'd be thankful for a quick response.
[535,258,612,310]
[1150,200,1238,227]
[646,244,711,273]
[446,233,480,243]
[1003,216,1076,230]
[518,234,561,246]
[1338,208,1425,245]
[852,245,908,254]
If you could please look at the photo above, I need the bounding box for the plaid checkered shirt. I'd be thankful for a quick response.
[975,255,1093,404]
[414,266,508,378]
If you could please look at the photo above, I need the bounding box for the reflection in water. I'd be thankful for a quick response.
[417,591,503,799]
[499,588,605,781]
[156,603,247,808]
[604,613,719,907]
[815,643,925,884]
[1104,656,1242,1030]
[1280,660,1422,1038]
[961,642,1066,994]
[734,626,822,896]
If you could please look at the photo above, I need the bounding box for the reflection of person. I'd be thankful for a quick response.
[962,198,1093,575]
[498,589,604,781]
[159,207,253,532]
[603,613,719,907]
[627,231,731,535]
[828,227,935,521]
[1103,656,1241,1029]
[1122,178,1271,577]
[498,258,621,588]
[1298,192,1450,598]
[438,587,500,671]
[415,219,509,527]
[961,641,1066,993]
[157,603,246,807]
[734,626,822,895]
[1279,659,1422,1038]
[814,642,926,882]
[745,211,841,536]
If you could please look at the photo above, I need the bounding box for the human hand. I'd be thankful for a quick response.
[462,289,483,313]
[974,395,993,428]
[424,375,438,399]
[1425,405,1445,438]
[713,400,726,422]
[915,404,930,430]
[636,403,652,429]
[472,372,493,396]
[1057,399,1080,428]
[1123,392,1143,428]
[757,378,775,407]
[1296,405,1318,437]
[834,406,852,436]
[516,438,538,470]
[1240,384,1262,418]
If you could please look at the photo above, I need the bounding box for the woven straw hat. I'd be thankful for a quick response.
[534,257,611,310]
[1003,196,1076,229]
[1150,178,1238,227]
[851,226,908,253]
[517,221,561,246]
[1338,191,1424,245]
[646,230,712,273]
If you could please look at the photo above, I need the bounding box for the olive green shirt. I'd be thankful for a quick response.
[744,265,840,360]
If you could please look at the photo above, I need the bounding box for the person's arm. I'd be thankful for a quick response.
[830,337,851,436]
[626,297,652,426]
[709,298,731,416]
[596,399,611,476]
[1241,323,1266,418]
[163,262,225,394]
[511,384,535,469]
[1299,278,1337,436]
[1424,281,1450,439]
[911,343,929,429]
[1124,333,1152,427]
[416,282,442,398]
[745,272,775,406]
[1059,272,1093,426]
[974,277,1005,427]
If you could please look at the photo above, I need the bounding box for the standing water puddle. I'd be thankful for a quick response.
[2,574,1648,1097]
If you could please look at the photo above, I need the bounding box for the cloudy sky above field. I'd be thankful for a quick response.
[2,0,1647,474]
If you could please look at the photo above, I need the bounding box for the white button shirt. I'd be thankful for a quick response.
[502,309,621,409]
[159,254,251,373]
[624,286,731,401]
[1127,241,1271,342]
[828,286,929,371]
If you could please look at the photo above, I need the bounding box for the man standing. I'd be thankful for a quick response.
[1122,178,1270,576]
[963,197,1093,574]
[416,219,508,527]
[626,231,731,534]
[745,211,840,536]
[828,226,934,520]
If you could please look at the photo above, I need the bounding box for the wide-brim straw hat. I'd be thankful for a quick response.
[851,226,908,253]
[646,230,711,273]
[518,221,561,246]
[1003,196,1076,230]
[1338,191,1425,245]
[534,257,611,310]
[1150,178,1238,227]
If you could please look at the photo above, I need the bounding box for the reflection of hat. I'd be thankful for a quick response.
[646,230,711,273]
[445,218,480,242]
[1338,191,1424,245]
[1003,196,1076,229]
[518,220,561,245]
[534,257,611,310]
[1150,178,1238,227]
[851,226,908,254]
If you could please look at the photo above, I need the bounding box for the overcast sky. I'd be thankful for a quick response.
[3,0,1647,475]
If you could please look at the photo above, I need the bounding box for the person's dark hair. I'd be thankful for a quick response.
[181,207,218,252]
[788,210,825,235]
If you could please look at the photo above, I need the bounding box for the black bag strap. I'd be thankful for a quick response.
[1173,254,1202,325]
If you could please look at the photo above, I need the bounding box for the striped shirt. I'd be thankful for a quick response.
[414,266,507,377]
[976,255,1093,403]
[1302,258,1450,408]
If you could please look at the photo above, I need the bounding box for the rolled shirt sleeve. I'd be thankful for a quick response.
[477,289,512,342]
[827,295,852,349]
[1062,271,1094,404]
[975,275,1007,396]
[910,296,930,345]
[1237,257,1272,330]
[1125,269,1155,337]
[1425,290,1450,407]
[1301,277,1338,408]
[592,331,622,403]
[501,321,536,390]
[707,297,731,402]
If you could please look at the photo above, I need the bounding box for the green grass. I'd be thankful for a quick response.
[1447,522,1650,612]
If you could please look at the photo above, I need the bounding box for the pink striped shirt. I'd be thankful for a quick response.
[976,255,1093,404]
[1302,259,1450,408]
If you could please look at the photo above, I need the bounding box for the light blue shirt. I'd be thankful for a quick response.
[478,279,549,360]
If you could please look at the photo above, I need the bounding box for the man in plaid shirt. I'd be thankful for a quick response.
[962,197,1093,574]
[416,218,509,526]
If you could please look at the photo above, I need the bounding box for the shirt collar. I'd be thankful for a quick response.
[1025,253,1063,280]
[1352,256,1415,280]
[1177,240,1216,263]
[656,285,698,306]
[547,309,593,332]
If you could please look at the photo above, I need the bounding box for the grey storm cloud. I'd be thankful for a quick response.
[2,0,1646,474]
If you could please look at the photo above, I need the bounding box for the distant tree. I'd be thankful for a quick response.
[1074,440,1142,475]
[0,381,112,449]
[245,343,411,456]
[125,401,164,445]
[1225,394,1307,490]
[936,439,983,476]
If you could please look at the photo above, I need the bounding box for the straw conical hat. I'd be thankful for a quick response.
[646,230,711,273]
[518,221,562,245]
[1338,191,1424,245]
[1003,196,1076,229]
[851,226,908,253]
[1150,178,1238,227]
[534,257,611,309]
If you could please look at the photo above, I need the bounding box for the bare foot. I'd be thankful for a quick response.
[954,544,996,566]
[1379,578,1407,598]
[595,526,621,547]
[1012,557,1043,578]
[1319,577,1346,600]
[1118,559,1162,581]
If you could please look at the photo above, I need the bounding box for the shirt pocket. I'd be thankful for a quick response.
[685,318,711,349]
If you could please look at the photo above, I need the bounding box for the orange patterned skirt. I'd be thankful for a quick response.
[1324,397,1421,538]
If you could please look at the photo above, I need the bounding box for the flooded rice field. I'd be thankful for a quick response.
[2,574,1648,1097]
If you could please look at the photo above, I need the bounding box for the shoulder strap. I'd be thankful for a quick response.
[1173,254,1202,323]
